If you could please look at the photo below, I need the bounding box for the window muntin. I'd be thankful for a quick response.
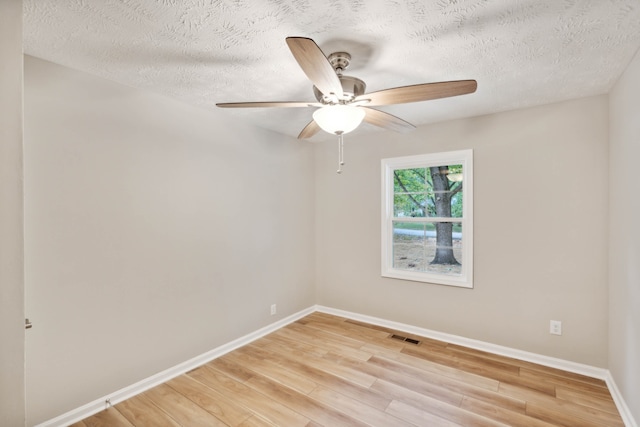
[382,150,473,288]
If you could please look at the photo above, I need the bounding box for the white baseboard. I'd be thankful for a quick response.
[315,305,638,427]
[38,304,637,427]
[35,306,315,427]
[605,371,639,427]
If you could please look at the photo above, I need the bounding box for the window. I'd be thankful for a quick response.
[381,150,473,288]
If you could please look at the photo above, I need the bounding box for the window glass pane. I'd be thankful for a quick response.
[392,222,463,276]
[427,165,463,218]
[394,164,463,218]
[449,187,463,218]
[394,193,427,217]
[393,168,426,193]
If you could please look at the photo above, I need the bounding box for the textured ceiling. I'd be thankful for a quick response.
[23,0,640,139]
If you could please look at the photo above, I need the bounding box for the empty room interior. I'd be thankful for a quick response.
[2,1,640,426]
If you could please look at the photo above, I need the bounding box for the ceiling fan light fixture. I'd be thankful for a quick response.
[312,105,365,135]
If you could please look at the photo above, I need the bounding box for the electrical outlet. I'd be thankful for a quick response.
[270,304,277,315]
[550,320,562,335]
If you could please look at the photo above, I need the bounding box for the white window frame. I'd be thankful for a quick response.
[381,149,473,288]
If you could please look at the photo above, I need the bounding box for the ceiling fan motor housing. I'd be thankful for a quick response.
[313,51,366,104]
[314,75,366,104]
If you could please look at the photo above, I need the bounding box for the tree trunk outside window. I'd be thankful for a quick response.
[429,166,459,265]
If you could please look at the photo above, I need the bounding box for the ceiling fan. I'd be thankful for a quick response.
[217,37,477,172]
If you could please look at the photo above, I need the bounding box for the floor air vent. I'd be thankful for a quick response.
[390,334,421,345]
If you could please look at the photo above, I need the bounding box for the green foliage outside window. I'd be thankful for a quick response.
[393,165,463,218]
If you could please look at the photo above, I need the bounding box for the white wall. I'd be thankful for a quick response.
[315,96,609,367]
[609,47,640,423]
[23,56,316,425]
[0,1,25,425]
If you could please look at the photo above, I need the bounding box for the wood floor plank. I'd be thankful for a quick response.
[248,340,393,409]
[499,382,625,427]
[401,345,558,396]
[446,343,608,388]
[279,323,374,361]
[228,345,318,394]
[326,350,464,406]
[245,372,369,427]
[299,311,345,323]
[305,319,408,352]
[344,318,451,348]
[365,353,527,413]
[371,378,508,427]
[190,364,310,426]
[304,353,378,388]
[73,313,624,427]
[308,386,416,427]
[82,407,135,427]
[459,396,556,427]
[298,320,390,350]
[206,354,254,383]
[115,394,181,427]
[365,345,501,391]
[237,415,277,427]
[261,332,378,388]
[526,400,625,427]
[166,374,252,425]
[303,316,395,340]
[143,383,227,426]
[386,399,464,427]
[410,342,522,375]
[519,367,611,396]
[260,331,330,358]
[555,385,619,414]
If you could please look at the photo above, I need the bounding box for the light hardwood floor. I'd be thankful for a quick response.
[72,312,624,426]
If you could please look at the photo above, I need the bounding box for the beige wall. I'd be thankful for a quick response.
[0,0,25,425]
[23,56,316,425]
[315,96,609,366]
[609,47,640,422]
[23,44,638,424]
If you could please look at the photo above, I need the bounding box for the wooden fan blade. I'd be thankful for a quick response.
[357,80,477,106]
[286,37,343,97]
[297,120,321,139]
[362,107,416,133]
[216,101,321,108]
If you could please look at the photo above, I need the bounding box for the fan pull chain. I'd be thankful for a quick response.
[336,132,345,174]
